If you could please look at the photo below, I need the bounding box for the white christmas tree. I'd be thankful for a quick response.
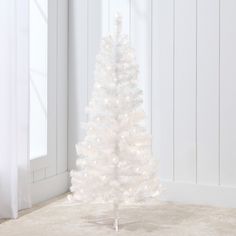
[69,14,160,231]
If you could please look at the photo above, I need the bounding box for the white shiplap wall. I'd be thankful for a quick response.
[69,0,236,207]
[68,0,103,173]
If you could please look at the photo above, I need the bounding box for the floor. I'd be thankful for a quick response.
[0,196,236,236]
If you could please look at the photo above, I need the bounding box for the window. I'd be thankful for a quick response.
[30,0,68,195]
[30,0,48,160]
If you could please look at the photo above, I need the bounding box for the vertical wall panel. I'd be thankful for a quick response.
[130,0,152,133]
[197,0,219,185]
[88,0,102,99]
[109,0,130,36]
[152,0,174,180]
[174,0,196,183]
[68,0,88,169]
[220,0,236,187]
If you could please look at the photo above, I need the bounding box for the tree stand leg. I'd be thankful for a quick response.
[113,203,119,232]
[114,217,119,232]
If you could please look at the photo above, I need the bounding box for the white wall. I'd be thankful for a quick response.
[68,0,101,169]
[68,0,236,207]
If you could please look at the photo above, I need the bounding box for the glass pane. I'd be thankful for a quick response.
[30,0,48,159]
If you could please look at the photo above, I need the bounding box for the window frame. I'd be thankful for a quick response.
[30,0,68,177]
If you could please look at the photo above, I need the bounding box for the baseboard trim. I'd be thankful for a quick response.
[31,171,69,205]
[31,175,236,208]
[160,180,236,208]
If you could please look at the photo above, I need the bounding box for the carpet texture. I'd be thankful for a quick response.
[0,198,236,236]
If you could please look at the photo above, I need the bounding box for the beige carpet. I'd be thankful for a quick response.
[1,197,236,236]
